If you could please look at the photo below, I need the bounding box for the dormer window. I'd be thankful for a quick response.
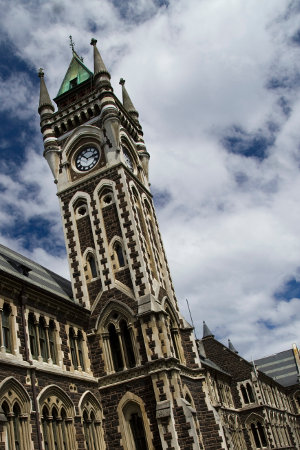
[70,77,78,89]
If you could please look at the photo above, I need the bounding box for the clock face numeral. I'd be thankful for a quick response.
[123,148,134,172]
[75,147,99,172]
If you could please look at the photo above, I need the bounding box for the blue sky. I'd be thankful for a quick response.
[0,0,300,359]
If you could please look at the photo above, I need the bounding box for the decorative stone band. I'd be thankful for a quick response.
[98,357,205,389]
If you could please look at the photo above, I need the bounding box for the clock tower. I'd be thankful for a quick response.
[38,39,205,450]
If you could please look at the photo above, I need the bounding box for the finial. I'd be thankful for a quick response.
[90,38,97,46]
[69,35,75,53]
[119,78,125,86]
[38,68,44,78]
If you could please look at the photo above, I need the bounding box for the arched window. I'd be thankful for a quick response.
[108,323,123,372]
[246,383,255,403]
[120,320,135,368]
[28,314,38,360]
[2,400,29,450]
[61,122,67,133]
[94,104,100,116]
[88,254,98,279]
[129,412,148,449]
[48,321,56,364]
[98,304,139,374]
[42,406,50,450]
[87,108,93,118]
[249,418,268,449]
[114,242,125,268]
[241,385,249,404]
[74,115,81,126]
[118,397,151,450]
[77,331,85,371]
[166,307,181,362]
[69,328,78,370]
[39,386,76,450]
[80,111,87,123]
[2,303,11,352]
[0,378,31,450]
[54,126,60,137]
[39,318,48,362]
[80,392,105,450]
[67,118,74,130]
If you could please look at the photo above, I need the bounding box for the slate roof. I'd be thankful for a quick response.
[254,349,299,387]
[0,243,74,303]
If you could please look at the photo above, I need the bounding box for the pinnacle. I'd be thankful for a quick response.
[228,339,238,354]
[38,69,54,114]
[203,321,214,338]
[90,38,111,79]
[119,78,139,119]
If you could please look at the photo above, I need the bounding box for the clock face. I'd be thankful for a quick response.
[123,149,133,172]
[75,147,99,172]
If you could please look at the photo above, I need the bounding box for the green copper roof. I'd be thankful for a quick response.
[56,53,93,97]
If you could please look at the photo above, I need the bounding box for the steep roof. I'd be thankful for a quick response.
[56,53,93,97]
[0,243,73,303]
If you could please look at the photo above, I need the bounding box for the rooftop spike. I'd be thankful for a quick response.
[203,321,214,338]
[38,69,54,114]
[119,78,139,121]
[90,38,111,80]
[228,339,238,354]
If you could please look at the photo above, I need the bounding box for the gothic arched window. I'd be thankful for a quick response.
[120,320,136,368]
[48,321,56,364]
[40,386,76,450]
[129,412,148,450]
[1,378,31,450]
[39,318,48,362]
[108,323,123,372]
[77,331,85,371]
[28,314,38,360]
[241,385,249,404]
[246,383,255,403]
[88,254,98,279]
[115,243,125,268]
[69,328,78,370]
[166,307,181,362]
[80,392,105,450]
[2,303,11,352]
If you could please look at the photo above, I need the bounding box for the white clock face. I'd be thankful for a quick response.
[123,149,133,172]
[76,147,99,172]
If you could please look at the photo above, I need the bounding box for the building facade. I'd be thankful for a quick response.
[0,39,299,450]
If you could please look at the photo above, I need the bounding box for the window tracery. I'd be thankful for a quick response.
[68,327,86,372]
[97,302,140,374]
[1,303,12,353]
[80,392,105,450]
[239,382,255,405]
[0,377,31,450]
[246,415,268,449]
[117,392,153,450]
[39,385,76,450]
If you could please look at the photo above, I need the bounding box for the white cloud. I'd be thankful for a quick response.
[0,0,300,360]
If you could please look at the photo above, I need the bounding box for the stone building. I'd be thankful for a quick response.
[0,38,299,450]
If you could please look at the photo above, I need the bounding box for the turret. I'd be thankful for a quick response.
[90,38,112,91]
[203,321,214,338]
[228,338,238,354]
[38,68,55,117]
[38,69,60,184]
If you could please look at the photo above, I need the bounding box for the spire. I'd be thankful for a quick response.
[38,69,54,114]
[119,78,139,121]
[228,339,238,354]
[203,321,214,338]
[90,38,111,79]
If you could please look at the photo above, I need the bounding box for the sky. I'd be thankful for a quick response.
[0,0,300,360]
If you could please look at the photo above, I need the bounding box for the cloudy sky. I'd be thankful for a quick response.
[0,0,300,360]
